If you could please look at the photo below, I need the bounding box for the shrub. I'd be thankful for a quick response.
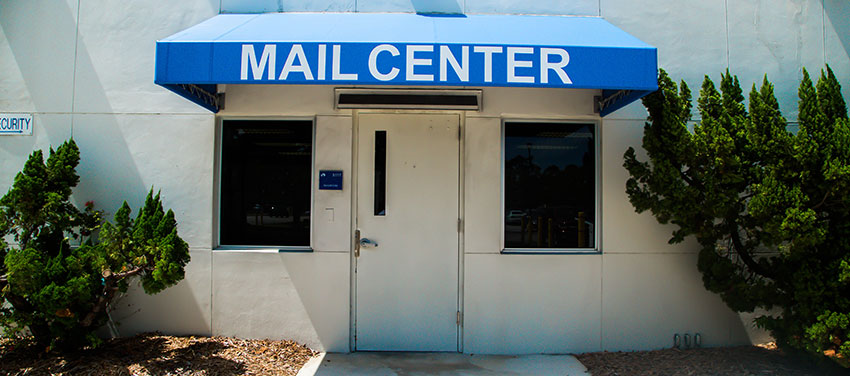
[623,67,850,366]
[0,139,189,350]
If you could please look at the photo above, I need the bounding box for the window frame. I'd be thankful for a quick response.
[500,118,601,254]
[214,117,316,252]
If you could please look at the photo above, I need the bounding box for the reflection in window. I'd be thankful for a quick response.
[220,120,312,246]
[504,122,595,249]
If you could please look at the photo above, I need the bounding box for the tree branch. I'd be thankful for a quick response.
[1,283,52,346]
[80,267,145,327]
[812,191,831,210]
[4,290,35,314]
[729,230,775,280]
[112,267,145,280]
[679,169,703,190]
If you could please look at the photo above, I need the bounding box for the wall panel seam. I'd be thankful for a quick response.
[70,0,82,137]
[822,1,826,65]
[724,0,730,70]
[22,112,214,116]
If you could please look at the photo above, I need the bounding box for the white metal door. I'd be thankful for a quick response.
[355,113,459,352]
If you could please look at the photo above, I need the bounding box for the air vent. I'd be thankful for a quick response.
[335,89,481,110]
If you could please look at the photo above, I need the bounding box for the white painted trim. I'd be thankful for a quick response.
[213,246,312,253]
[457,110,466,353]
[349,109,359,352]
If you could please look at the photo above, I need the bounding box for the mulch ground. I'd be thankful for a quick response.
[0,333,317,376]
[4,335,849,376]
[576,344,849,376]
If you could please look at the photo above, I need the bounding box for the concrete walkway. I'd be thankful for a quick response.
[297,352,590,376]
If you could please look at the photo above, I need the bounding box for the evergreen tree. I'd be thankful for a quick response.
[0,139,189,350]
[624,67,850,366]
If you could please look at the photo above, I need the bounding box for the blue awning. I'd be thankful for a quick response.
[155,13,657,115]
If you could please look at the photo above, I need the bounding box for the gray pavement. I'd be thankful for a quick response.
[297,352,590,376]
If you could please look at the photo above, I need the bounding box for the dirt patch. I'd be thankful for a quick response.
[0,333,317,376]
[576,344,848,376]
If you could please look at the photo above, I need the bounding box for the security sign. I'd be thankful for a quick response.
[0,113,33,136]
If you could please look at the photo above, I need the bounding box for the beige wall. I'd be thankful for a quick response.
[208,84,759,353]
[461,87,753,353]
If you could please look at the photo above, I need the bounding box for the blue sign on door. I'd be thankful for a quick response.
[319,170,343,190]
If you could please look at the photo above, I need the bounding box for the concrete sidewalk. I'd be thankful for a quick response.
[297,352,590,376]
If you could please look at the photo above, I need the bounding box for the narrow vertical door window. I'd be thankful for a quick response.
[374,130,387,216]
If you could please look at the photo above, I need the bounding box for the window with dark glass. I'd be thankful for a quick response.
[220,120,312,246]
[504,122,595,250]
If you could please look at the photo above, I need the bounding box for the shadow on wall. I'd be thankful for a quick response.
[2,0,211,335]
[824,0,849,59]
[108,252,212,337]
[0,1,73,114]
[411,0,463,14]
[210,252,349,352]
[0,0,147,210]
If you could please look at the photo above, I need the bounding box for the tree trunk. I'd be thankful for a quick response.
[3,290,52,348]
[80,267,144,327]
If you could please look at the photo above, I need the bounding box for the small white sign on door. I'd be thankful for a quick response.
[0,113,33,136]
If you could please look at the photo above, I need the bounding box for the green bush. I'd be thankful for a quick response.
[624,67,850,366]
[0,139,189,350]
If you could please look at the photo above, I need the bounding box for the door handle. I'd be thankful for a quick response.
[360,238,379,248]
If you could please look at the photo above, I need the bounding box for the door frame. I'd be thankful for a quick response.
[349,109,466,352]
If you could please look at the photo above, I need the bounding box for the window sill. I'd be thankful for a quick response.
[501,248,600,255]
[214,246,313,253]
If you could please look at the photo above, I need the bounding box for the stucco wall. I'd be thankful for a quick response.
[601,0,850,124]
[461,89,751,353]
[0,0,848,354]
[0,0,220,341]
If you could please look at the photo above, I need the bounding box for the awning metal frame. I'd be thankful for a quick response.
[162,83,224,113]
[595,89,651,116]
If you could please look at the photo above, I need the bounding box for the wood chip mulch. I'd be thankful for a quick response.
[4,335,849,376]
[576,344,849,376]
[0,333,318,376]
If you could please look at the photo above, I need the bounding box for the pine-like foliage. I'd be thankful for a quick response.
[624,67,850,366]
[0,139,189,350]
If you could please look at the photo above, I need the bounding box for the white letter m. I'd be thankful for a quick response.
[241,44,276,80]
